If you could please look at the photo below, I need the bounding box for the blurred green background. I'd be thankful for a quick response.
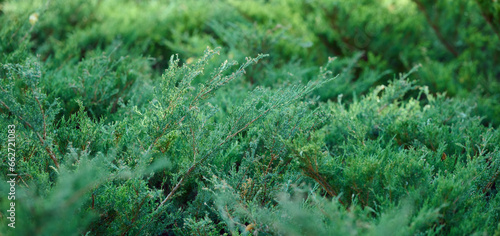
[1,0,499,125]
[1,0,500,235]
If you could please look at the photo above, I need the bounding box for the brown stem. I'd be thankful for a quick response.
[292,148,345,206]
[146,122,172,153]
[121,195,149,236]
[155,105,276,212]
[474,0,500,42]
[31,88,46,140]
[190,127,196,161]
[1,100,60,168]
[414,0,459,57]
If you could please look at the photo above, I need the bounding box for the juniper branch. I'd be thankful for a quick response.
[413,0,459,57]
[0,100,60,168]
[154,105,276,212]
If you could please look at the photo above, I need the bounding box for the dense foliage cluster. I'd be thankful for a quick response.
[0,0,499,235]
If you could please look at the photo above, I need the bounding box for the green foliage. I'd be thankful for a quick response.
[1,0,499,235]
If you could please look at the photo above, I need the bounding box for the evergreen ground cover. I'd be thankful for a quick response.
[0,0,499,235]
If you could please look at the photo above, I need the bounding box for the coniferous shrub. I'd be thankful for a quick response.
[1,0,499,235]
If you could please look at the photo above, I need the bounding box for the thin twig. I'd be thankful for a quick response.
[0,100,60,168]
[414,0,459,57]
[30,87,46,140]
[155,106,275,211]
[474,0,500,42]
[190,127,196,161]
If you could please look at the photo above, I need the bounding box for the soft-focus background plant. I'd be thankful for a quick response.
[1,0,499,235]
